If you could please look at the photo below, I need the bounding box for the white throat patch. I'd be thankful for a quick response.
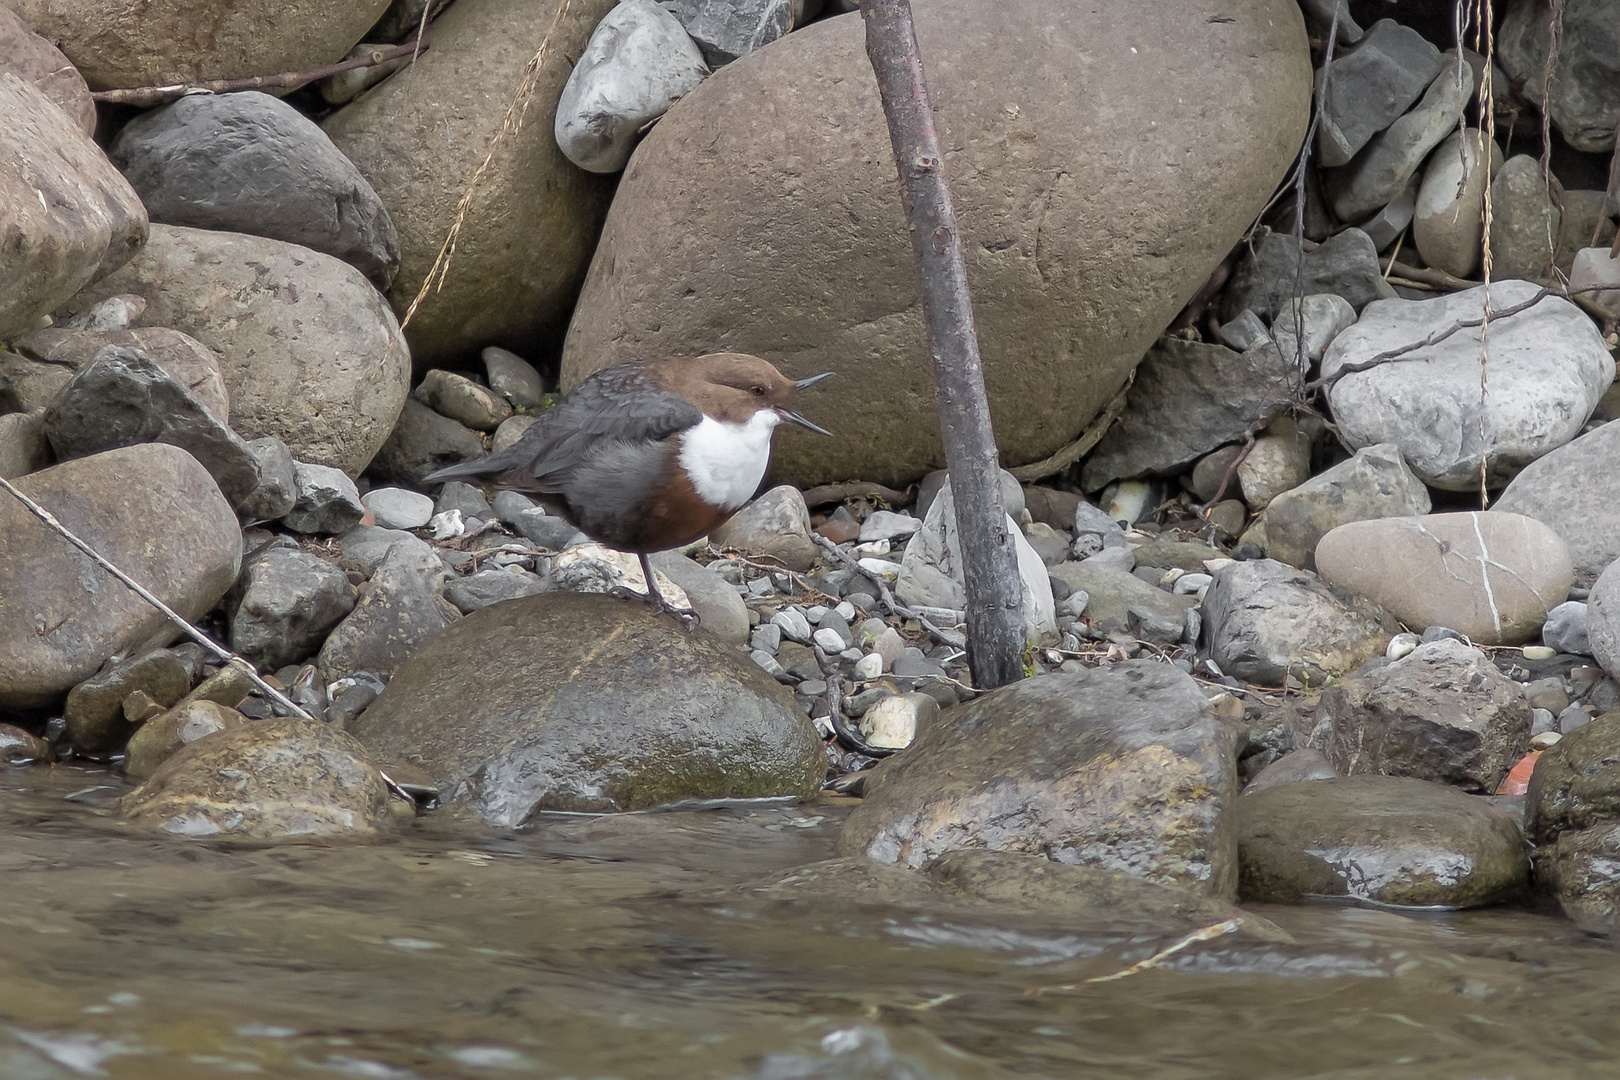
[677,410,780,511]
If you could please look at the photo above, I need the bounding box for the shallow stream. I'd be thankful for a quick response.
[0,764,1614,1079]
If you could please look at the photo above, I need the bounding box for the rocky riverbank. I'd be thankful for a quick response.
[2,0,1620,940]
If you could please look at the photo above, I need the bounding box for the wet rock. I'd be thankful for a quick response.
[444,568,549,614]
[1048,561,1194,628]
[1314,19,1440,167]
[0,410,50,479]
[1488,155,1564,282]
[1314,512,1574,646]
[123,699,247,781]
[68,225,410,476]
[109,91,399,289]
[118,718,393,840]
[1219,228,1396,323]
[317,540,458,682]
[1237,776,1527,907]
[1201,558,1398,687]
[283,462,365,535]
[1413,128,1503,279]
[0,446,241,709]
[1313,640,1531,793]
[8,0,389,92]
[648,551,749,644]
[64,648,192,754]
[1494,418,1620,589]
[1321,280,1614,490]
[351,592,823,822]
[562,0,1311,488]
[235,437,297,522]
[0,724,53,766]
[1592,565,1620,679]
[555,0,708,173]
[710,485,818,572]
[482,347,545,411]
[1269,293,1357,367]
[361,487,433,530]
[371,398,486,486]
[414,369,512,432]
[229,547,355,672]
[1244,748,1338,794]
[0,73,148,342]
[1324,63,1472,223]
[1541,821,1620,936]
[1526,710,1620,844]
[896,480,1054,637]
[13,325,231,424]
[0,4,95,135]
[324,0,616,368]
[1081,338,1301,491]
[1498,0,1620,154]
[839,660,1239,897]
[42,346,261,506]
[1258,443,1431,570]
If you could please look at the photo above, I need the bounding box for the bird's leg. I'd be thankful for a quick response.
[636,552,701,631]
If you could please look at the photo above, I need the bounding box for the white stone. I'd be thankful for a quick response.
[851,539,891,558]
[429,508,465,540]
[859,510,922,543]
[1386,631,1420,660]
[549,542,690,608]
[554,0,708,174]
[362,487,434,530]
[857,557,899,582]
[1569,246,1620,318]
[1174,573,1212,595]
[858,692,937,751]
[771,608,813,644]
[811,627,845,653]
[1522,645,1556,661]
[1322,279,1615,490]
[835,601,856,621]
[853,652,883,680]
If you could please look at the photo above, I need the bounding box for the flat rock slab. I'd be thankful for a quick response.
[838,660,1239,898]
[1321,280,1615,490]
[118,718,393,841]
[1048,561,1195,629]
[561,0,1311,488]
[1526,709,1620,845]
[1312,639,1531,793]
[1314,512,1574,646]
[1260,442,1431,570]
[1201,558,1399,687]
[1237,775,1528,907]
[0,445,241,709]
[1493,417,1620,589]
[349,592,825,825]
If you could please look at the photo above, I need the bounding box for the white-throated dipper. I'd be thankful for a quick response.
[425,353,833,623]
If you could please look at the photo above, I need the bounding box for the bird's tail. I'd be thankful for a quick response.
[422,440,535,486]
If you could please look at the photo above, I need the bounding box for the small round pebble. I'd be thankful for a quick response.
[853,653,883,679]
[1386,632,1420,660]
[362,487,434,530]
[1521,645,1556,661]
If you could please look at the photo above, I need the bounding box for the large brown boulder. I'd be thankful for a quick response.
[64,225,410,476]
[0,445,242,709]
[7,0,390,92]
[560,0,1312,488]
[0,73,147,342]
[0,4,95,135]
[324,0,618,369]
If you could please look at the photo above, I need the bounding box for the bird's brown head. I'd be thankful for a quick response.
[650,353,834,433]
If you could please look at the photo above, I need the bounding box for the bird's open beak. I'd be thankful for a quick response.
[794,371,835,390]
[777,408,832,436]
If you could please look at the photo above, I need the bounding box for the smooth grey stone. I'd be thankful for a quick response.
[1324,62,1473,223]
[1592,561,1620,681]
[362,486,434,530]
[1420,625,1466,644]
[1531,707,1558,736]
[1489,154,1564,282]
[229,546,355,671]
[649,551,750,644]
[1315,18,1441,168]
[1414,127,1503,278]
[1559,704,1593,735]
[1499,0,1620,154]
[1072,499,1129,557]
[282,461,364,534]
[1495,420,1620,589]
[492,489,538,524]
[236,435,298,522]
[1215,308,1269,352]
[664,0,795,67]
[771,608,813,644]
[513,508,581,550]
[444,568,548,613]
[434,480,493,520]
[750,624,782,654]
[109,91,399,288]
[1352,169,1420,250]
[859,510,921,544]
[370,398,484,487]
[915,467,1024,523]
[1544,601,1592,656]
[338,524,431,577]
[1270,293,1356,367]
[1220,227,1396,322]
[1259,443,1431,569]
[481,346,545,410]
[1298,0,1364,45]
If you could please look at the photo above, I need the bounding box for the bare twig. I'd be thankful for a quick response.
[0,475,313,721]
[1026,918,1244,993]
[1383,258,1478,292]
[1007,375,1133,483]
[812,534,967,652]
[90,40,432,106]
[799,481,911,509]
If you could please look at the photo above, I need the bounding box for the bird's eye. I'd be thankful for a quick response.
[750,385,766,397]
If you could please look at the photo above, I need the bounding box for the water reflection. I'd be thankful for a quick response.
[0,764,1612,1078]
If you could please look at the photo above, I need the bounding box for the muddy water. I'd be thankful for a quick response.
[0,764,1615,1079]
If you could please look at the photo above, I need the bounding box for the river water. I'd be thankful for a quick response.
[0,763,1614,1079]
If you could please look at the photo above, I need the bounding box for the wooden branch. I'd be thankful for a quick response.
[800,481,912,508]
[858,0,1024,690]
[1383,258,1478,293]
[1007,375,1132,483]
[91,39,430,106]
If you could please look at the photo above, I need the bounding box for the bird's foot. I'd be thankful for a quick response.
[607,585,702,631]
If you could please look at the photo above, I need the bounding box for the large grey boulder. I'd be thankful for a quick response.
[110,91,400,289]
[66,225,411,477]
[1591,561,1620,681]
[41,347,261,507]
[1200,558,1398,687]
[1080,339,1301,491]
[1219,227,1396,322]
[555,0,708,174]
[324,0,617,368]
[1324,62,1472,223]
[1311,639,1531,793]
[1237,775,1528,907]
[1498,0,1620,154]
[1259,442,1431,569]
[1321,280,1615,490]
[838,660,1240,897]
[1493,402,1620,588]
[561,0,1312,488]
[349,592,825,823]
[1526,709,1620,845]
[0,73,148,341]
[1314,18,1441,167]
[229,546,356,672]
[317,539,458,682]
[0,445,241,709]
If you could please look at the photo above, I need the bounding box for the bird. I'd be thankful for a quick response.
[424,353,834,625]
